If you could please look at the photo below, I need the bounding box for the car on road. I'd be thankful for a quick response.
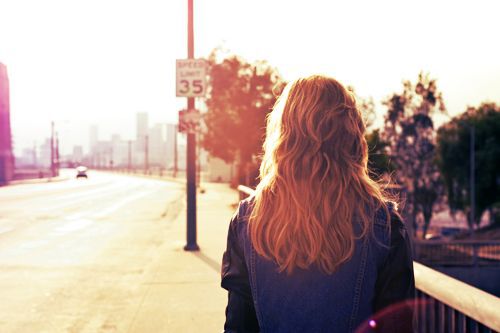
[76,166,88,178]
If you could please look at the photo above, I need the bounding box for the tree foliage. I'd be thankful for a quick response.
[437,103,500,227]
[382,72,446,237]
[350,88,394,178]
[202,49,283,185]
[366,129,395,178]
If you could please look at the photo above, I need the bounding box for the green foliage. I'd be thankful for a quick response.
[202,49,283,185]
[382,72,446,237]
[350,88,394,178]
[437,103,500,227]
[366,129,394,178]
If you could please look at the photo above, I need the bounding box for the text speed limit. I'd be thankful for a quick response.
[176,59,207,97]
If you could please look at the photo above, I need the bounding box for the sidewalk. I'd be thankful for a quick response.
[127,181,239,333]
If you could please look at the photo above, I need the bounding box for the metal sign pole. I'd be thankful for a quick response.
[184,0,199,251]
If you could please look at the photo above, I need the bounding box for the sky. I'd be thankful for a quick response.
[0,0,499,155]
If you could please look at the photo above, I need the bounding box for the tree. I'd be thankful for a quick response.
[202,49,283,186]
[366,129,395,179]
[437,103,500,228]
[382,72,446,238]
[349,88,394,179]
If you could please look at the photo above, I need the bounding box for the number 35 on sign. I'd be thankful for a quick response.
[176,59,207,97]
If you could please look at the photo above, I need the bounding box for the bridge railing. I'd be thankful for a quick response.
[415,262,500,333]
[236,185,500,333]
[414,239,500,267]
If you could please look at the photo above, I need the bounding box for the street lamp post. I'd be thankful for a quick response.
[50,121,56,177]
[55,132,60,175]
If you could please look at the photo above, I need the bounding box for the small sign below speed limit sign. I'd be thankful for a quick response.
[176,59,207,97]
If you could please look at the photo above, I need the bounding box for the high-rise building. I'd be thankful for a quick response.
[110,134,128,167]
[72,146,83,164]
[135,112,149,170]
[89,124,98,153]
[136,112,149,144]
[149,123,167,167]
[165,123,177,169]
[39,138,52,168]
[0,63,14,185]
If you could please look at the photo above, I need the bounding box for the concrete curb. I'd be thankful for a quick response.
[7,176,70,186]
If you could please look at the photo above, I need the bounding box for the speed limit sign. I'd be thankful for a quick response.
[176,59,207,97]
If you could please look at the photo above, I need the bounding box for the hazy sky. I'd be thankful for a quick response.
[0,0,499,155]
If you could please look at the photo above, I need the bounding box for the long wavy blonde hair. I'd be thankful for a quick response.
[249,75,391,274]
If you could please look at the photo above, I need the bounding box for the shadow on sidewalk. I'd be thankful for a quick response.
[193,251,221,273]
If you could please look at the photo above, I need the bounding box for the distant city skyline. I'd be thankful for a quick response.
[1,0,499,155]
[16,111,184,172]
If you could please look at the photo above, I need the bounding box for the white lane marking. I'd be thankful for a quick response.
[48,190,153,237]
[64,212,87,220]
[53,218,94,236]
[19,240,50,249]
[0,226,14,235]
[91,190,153,218]
[41,183,128,212]
[0,181,161,242]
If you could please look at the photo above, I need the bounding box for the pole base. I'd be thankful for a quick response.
[184,243,200,251]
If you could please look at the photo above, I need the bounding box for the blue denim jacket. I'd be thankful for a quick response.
[221,198,415,333]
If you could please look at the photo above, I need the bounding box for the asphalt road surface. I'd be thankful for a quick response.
[0,170,185,332]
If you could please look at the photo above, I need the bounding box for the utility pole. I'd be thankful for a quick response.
[470,125,476,230]
[128,140,132,172]
[55,132,60,176]
[184,0,199,251]
[50,122,55,177]
[110,147,114,170]
[144,135,149,174]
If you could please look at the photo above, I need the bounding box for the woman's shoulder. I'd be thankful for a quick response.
[229,196,255,231]
[373,201,405,231]
[372,202,412,248]
[371,202,411,259]
[238,196,256,218]
[374,202,407,243]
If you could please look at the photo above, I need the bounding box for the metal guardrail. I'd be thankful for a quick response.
[237,185,500,333]
[414,262,500,333]
[414,239,500,266]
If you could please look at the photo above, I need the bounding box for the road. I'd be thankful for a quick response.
[0,170,185,332]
